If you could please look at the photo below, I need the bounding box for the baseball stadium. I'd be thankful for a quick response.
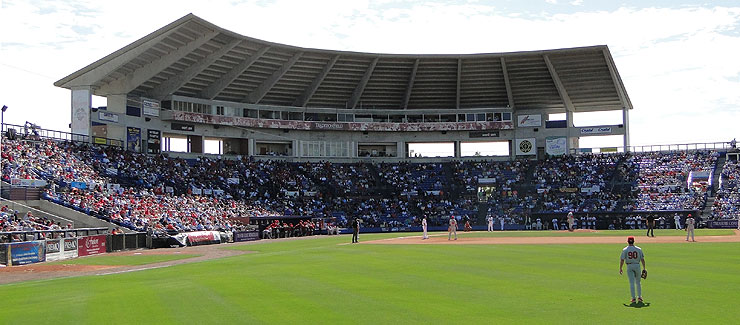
[2,13,740,324]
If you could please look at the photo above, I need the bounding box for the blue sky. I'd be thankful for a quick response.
[1,0,738,147]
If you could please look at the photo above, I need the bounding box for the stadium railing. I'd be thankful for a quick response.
[1,123,122,147]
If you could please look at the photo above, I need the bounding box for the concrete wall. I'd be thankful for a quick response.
[30,200,129,232]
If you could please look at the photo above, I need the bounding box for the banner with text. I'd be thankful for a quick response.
[9,241,46,266]
[545,137,567,156]
[78,235,107,256]
[517,114,542,127]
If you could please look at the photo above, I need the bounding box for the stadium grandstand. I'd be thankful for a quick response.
[3,14,740,258]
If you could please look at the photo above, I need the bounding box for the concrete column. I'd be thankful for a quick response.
[397,141,406,158]
[623,107,631,151]
[454,141,461,158]
[70,86,92,138]
[248,138,256,157]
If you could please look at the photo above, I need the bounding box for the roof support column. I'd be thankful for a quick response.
[543,55,575,112]
[402,59,419,109]
[500,57,515,109]
[348,57,379,109]
[456,59,462,109]
[623,106,631,151]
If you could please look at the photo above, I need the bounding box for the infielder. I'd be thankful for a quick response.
[422,216,428,240]
[619,236,646,303]
[674,213,681,230]
[487,215,494,232]
[685,214,695,242]
[448,215,458,241]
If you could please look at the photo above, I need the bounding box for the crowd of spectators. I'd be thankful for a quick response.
[1,133,731,235]
[711,160,740,219]
[631,151,717,211]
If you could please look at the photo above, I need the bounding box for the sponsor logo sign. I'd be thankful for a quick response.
[186,231,221,245]
[545,137,567,156]
[515,138,536,156]
[127,127,141,152]
[469,131,500,138]
[78,235,107,257]
[142,98,161,117]
[93,137,108,145]
[147,129,161,154]
[580,127,612,135]
[171,123,195,132]
[707,220,738,228]
[233,231,260,242]
[63,238,79,259]
[517,114,541,127]
[227,178,240,185]
[10,178,47,187]
[9,241,46,265]
[99,111,119,123]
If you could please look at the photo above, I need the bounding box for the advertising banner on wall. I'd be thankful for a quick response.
[185,231,221,246]
[78,235,107,257]
[71,89,91,135]
[63,238,79,259]
[233,231,260,242]
[98,111,119,123]
[10,179,47,187]
[127,127,141,152]
[142,98,161,117]
[147,129,161,154]
[580,127,612,135]
[545,137,567,156]
[8,241,46,265]
[517,114,542,127]
[515,138,536,156]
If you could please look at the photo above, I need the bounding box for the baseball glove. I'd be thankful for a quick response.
[641,269,648,279]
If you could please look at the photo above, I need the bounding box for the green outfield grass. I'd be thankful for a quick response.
[46,254,201,266]
[2,231,740,324]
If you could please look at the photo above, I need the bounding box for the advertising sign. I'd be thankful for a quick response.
[515,138,536,156]
[545,137,567,156]
[63,238,79,259]
[580,127,612,135]
[707,220,738,228]
[233,231,260,242]
[10,178,47,187]
[226,178,240,185]
[171,123,195,132]
[469,131,500,138]
[147,129,161,154]
[78,235,107,257]
[142,98,161,117]
[71,89,90,135]
[186,231,221,246]
[127,127,141,152]
[93,137,108,145]
[517,114,542,127]
[9,241,46,265]
[45,239,62,262]
[98,111,119,123]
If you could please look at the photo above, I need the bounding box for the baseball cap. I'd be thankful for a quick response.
[627,236,635,243]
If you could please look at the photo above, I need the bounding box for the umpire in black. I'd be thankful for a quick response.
[352,217,360,243]
[646,214,656,237]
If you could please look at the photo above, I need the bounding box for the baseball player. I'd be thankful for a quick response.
[552,217,559,230]
[499,216,505,231]
[448,215,458,241]
[487,215,494,232]
[674,213,682,230]
[422,216,428,240]
[351,217,360,243]
[567,212,574,232]
[619,236,646,304]
[685,214,695,242]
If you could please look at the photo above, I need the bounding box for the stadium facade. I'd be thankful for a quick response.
[55,13,632,161]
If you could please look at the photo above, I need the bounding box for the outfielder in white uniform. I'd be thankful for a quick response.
[620,236,646,303]
[674,214,682,230]
[567,212,574,232]
[422,216,428,240]
[487,216,494,232]
[499,216,505,231]
[448,216,458,241]
[685,214,695,242]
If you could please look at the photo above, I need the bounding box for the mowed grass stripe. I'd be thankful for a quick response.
[46,254,201,266]
[1,233,739,324]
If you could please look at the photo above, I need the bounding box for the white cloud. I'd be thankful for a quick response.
[0,1,739,147]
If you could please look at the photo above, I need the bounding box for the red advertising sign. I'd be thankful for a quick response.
[77,235,107,256]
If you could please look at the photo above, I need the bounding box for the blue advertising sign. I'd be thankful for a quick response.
[127,126,141,152]
[70,181,87,189]
[10,241,46,265]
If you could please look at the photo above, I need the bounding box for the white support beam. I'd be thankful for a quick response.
[456,58,462,109]
[148,38,242,100]
[348,57,379,109]
[402,59,419,109]
[246,51,303,103]
[293,55,339,107]
[500,57,515,109]
[543,55,575,112]
[98,30,219,95]
[602,48,632,110]
[199,46,271,99]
